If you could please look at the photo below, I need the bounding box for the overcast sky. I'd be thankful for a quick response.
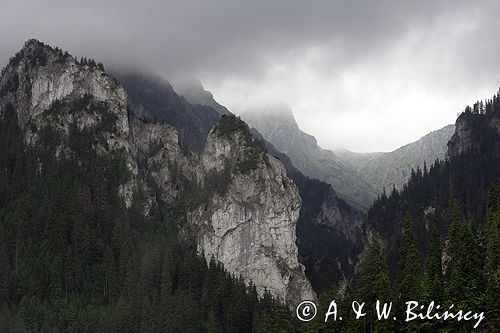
[1,0,500,152]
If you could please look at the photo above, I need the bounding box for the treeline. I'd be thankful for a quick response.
[0,103,294,332]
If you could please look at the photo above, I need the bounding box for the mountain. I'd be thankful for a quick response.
[167,78,367,292]
[242,105,379,208]
[162,77,367,293]
[0,39,316,330]
[335,124,455,193]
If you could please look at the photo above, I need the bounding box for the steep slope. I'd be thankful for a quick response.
[0,39,314,308]
[336,124,455,192]
[171,76,232,116]
[112,71,221,154]
[188,116,314,304]
[242,105,378,208]
[367,96,498,272]
[0,39,138,207]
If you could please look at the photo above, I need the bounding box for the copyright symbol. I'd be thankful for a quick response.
[296,300,317,322]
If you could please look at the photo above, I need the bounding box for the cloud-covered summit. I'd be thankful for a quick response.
[2,0,499,151]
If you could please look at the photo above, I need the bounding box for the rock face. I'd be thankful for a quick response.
[171,76,232,116]
[250,133,365,293]
[242,106,378,209]
[0,39,137,206]
[291,170,365,292]
[189,117,315,305]
[0,39,314,308]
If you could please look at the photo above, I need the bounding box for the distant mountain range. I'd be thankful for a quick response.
[241,105,454,208]
[335,124,455,193]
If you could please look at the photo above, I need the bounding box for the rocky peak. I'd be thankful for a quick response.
[203,115,268,171]
[243,104,300,131]
[242,105,318,154]
[0,39,134,206]
[0,39,125,133]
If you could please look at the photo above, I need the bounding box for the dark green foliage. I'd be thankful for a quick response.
[395,214,420,331]
[215,115,269,174]
[364,91,500,330]
[485,184,500,329]
[77,57,104,70]
[354,239,394,332]
[420,218,443,304]
[0,105,291,332]
[214,114,250,137]
[205,164,232,197]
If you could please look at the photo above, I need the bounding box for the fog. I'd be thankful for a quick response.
[1,0,500,151]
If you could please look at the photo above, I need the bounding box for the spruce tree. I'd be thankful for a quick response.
[356,238,393,332]
[396,214,421,331]
[420,217,443,303]
[444,200,483,319]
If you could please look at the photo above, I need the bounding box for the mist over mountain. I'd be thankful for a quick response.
[335,124,455,193]
[0,39,317,331]
[0,36,499,332]
[171,76,232,116]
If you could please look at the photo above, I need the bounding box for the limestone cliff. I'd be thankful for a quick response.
[188,116,315,306]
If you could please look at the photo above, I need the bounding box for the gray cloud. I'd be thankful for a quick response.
[1,0,500,151]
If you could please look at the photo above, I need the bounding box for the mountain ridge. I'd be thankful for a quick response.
[335,124,455,192]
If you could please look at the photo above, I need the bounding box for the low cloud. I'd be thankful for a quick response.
[1,0,499,151]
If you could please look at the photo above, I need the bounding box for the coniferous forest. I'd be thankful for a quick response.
[301,92,500,332]
[0,38,499,332]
